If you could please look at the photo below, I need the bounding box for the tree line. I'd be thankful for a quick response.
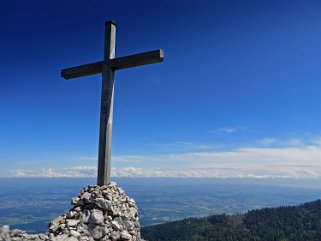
[141,199,321,241]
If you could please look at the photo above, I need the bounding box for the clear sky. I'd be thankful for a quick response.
[1,0,321,179]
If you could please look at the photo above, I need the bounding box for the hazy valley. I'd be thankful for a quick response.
[0,178,320,233]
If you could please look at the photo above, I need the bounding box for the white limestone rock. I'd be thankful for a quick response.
[48,182,142,241]
[88,210,104,225]
[0,225,48,241]
[66,219,79,227]
[121,230,132,240]
[52,234,78,241]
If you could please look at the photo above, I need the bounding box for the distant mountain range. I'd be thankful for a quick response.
[141,199,321,241]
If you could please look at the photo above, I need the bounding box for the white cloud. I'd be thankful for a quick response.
[258,137,303,147]
[150,141,223,151]
[259,138,278,146]
[312,137,321,146]
[8,165,321,179]
[211,126,246,135]
[67,166,96,171]
[5,135,321,179]
[10,167,96,178]
[287,138,302,146]
[6,137,321,179]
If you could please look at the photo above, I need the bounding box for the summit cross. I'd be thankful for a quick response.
[61,20,164,186]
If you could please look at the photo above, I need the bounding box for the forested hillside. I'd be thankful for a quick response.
[141,199,321,241]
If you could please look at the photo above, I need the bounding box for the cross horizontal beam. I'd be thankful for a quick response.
[61,61,103,80]
[61,49,164,80]
[110,49,164,70]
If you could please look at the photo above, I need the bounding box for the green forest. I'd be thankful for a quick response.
[141,199,321,241]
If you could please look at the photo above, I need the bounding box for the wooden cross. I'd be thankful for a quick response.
[61,20,164,186]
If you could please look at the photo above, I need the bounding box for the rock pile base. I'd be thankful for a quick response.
[49,182,142,241]
[0,225,48,241]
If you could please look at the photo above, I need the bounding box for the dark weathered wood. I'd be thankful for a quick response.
[97,21,116,186]
[110,49,164,70]
[61,61,103,80]
[62,20,164,186]
[61,49,163,80]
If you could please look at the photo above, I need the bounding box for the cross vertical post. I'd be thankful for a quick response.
[97,21,116,186]
[61,20,164,186]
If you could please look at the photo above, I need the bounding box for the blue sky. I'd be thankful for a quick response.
[1,0,321,178]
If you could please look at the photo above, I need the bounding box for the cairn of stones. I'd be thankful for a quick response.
[49,182,142,241]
